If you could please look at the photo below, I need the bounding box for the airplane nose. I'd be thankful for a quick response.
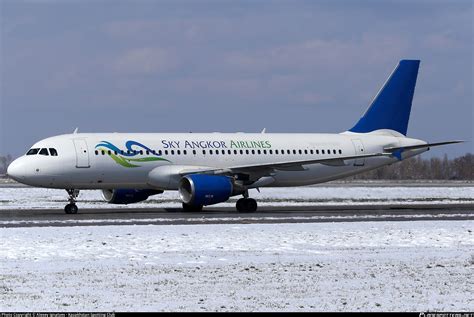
[7,158,25,181]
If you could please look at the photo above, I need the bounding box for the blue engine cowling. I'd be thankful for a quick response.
[179,174,233,206]
[102,189,163,204]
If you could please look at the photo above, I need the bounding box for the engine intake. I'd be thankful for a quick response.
[179,174,235,206]
[102,189,163,204]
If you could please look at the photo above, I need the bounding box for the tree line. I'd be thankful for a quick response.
[0,153,472,180]
[347,153,472,180]
[0,155,12,176]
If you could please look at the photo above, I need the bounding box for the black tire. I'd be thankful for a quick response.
[236,198,245,212]
[64,203,78,214]
[236,198,257,213]
[182,202,203,212]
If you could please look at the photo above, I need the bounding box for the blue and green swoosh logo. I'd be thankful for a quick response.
[95,140,170,168]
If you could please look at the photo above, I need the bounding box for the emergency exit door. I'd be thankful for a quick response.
[351,139,365,166]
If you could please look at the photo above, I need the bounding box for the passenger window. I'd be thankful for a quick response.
[234,150,237,155]
[158,150,162,155]
[95,150,98,155]
[322,150,325,154]
[339,149,342,154]
[171,150,175,155]
[165,150,168,155]
[177,150,181,155]
[202,150,206,155]
[327,149,330,154]
[310,149,314,154]
[298,150,302,155]
[102,150,105,155]
[257,150,261,155]
[39,148,49,156]
[251,150,255,155]
[275,150,278,154]
[246,150,249,155]
[49,148,58,156]
[139,150,143,155]
[114,151,118,155]
[210,150,214,155]
[183,150,187,155]
[304,150,308,155]
[293,150,296,155]
[333,149,336,154]
[193,150,196,155]
[26,148,40,155]
[316,149,319,154]
[240,150,243,155]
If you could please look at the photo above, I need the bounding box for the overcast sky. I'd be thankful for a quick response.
[1,0,472,158]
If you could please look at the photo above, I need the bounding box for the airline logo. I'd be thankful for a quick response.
[95,139,273,168]
[95,141,170,168]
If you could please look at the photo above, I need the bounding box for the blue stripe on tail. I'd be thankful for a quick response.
[349,60,420,136]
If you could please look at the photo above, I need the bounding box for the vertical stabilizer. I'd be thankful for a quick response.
[349,60,420,135]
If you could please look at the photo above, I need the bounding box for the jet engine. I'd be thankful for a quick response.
[102,189,163,204]
[179,174,241,206]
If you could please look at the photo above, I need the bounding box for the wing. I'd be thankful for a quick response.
[179,152,392,179]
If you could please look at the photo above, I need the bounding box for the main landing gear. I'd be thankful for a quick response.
[65,189,79,214]
[236,198,257,212]
[236,190,257,212]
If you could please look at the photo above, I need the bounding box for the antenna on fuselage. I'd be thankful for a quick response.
[261,128,266,134]
[73,127,79,134]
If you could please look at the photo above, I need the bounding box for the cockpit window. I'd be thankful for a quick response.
[26,148,40,155]
[39,148,49,156]
[49,148,58,156]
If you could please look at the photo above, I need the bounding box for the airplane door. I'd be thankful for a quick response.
[73,139,90,168]
[351,139,365,166]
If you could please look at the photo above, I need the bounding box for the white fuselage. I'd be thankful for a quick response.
[7,130,426,190]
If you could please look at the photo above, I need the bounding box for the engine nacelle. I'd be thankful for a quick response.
[179,174,235,206]
[102,189,163,204]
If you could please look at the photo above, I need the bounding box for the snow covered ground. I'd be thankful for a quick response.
[1,220,473,311]
[0,186,473,209]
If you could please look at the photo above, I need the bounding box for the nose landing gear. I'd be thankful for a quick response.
[65,189,79,214]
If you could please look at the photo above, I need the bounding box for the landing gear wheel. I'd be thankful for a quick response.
[236,198,257,213]
[182,202,203,212]
[65,189,80,214]
[64,203,78,214]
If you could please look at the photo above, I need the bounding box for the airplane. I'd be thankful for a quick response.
[7,60,462,214]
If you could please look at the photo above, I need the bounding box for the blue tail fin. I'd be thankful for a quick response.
[349,60,420,136]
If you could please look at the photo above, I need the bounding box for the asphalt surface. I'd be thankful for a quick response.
[1,203,473,228]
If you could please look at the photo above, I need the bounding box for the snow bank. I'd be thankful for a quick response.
[1,220,473,311]
[1,186,472,209]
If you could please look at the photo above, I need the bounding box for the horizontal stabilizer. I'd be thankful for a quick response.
[384,140,464,152]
